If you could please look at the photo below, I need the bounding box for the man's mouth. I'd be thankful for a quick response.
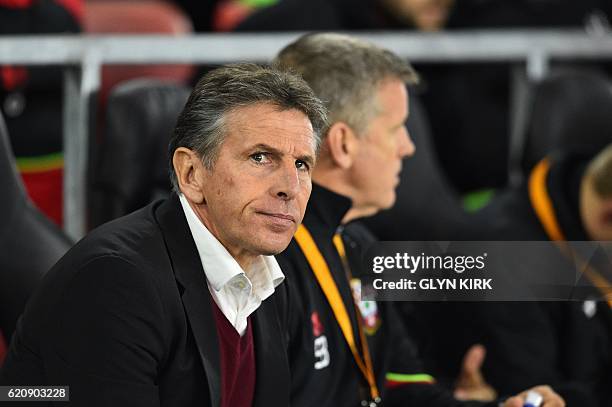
[261,212,296,222]
[256,212,297,229]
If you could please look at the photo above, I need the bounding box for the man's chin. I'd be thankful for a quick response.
[255,234,294,256]
[381,203,394,211]
[378,195,397,211]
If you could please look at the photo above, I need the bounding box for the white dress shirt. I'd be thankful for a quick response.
[179,194,285,336]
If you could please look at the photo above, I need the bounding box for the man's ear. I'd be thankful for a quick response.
[172,147,207,204]
[325,121,359,169]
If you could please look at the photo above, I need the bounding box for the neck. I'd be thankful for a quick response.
[187,198,257,272]
[342,206,378,224]
[313,168,378,224]
[233,254,256,273]
[313,165,351,197]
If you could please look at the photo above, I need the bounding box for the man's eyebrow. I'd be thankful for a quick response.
[249,143,282,155]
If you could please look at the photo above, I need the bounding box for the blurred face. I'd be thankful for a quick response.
[581,176,612,241]
[191,103,316,264]
[385,0,454,31]
[350,79,415,214]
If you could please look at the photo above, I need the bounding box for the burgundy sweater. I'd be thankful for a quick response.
[0,329,6,366]
[211,301,256,407]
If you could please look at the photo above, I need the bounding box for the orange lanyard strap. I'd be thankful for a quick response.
[332,233,353,281]
[294,225,380,401]
[528,158,612,307]
[333,234,436,388]
[332,234,379,393]
[528,158,567,241]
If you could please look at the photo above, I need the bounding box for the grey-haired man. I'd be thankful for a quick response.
[274,32,564,407]
[1,63,327,407]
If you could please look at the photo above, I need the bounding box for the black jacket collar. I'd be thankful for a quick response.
[304,183,353,234]
[155,195,222,407]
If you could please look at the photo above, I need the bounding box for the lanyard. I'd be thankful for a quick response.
[528,158,612,307]
[294,224,380,403]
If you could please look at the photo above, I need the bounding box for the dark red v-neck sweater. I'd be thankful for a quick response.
[211,301,256,407]
[0,329,6,365]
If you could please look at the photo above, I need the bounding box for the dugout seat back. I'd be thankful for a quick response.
[0,112,72,341]
[522,70,612,173]
[90,79,190,226]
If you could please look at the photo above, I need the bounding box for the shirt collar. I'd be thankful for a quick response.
[178,194,285,296]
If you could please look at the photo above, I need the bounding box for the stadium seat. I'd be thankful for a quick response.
[212,0,279,31]
[90,79,190,226]
[0,112,73,342]
[213,0,254,31]
[17,154,64,227]
[83,0,195,103]
[522,70,612,173]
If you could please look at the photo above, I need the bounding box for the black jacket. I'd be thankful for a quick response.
[277,183,491,407]
[0,195,290,407]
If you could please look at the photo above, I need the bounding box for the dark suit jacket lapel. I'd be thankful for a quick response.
[252,295,290,407]
[155,195,221,407]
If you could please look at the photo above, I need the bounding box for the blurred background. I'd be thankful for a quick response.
[1,0,612,389]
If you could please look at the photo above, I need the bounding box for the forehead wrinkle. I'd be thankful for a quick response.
[221,103,317,162]
[227,107,313,136]
[226,102,310,128]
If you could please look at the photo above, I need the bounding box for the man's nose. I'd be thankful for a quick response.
[273,161,301,200]
[399,128,416,158]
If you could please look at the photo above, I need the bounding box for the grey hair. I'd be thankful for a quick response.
[273,33,419,135]
[168,63,328,193]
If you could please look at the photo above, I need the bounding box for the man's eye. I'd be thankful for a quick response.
[251,152,268,163]
[295,160,309,171]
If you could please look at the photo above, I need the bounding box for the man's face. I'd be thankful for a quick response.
[350,79,415,213]
[193,103,316,261]
[386,0,454,31]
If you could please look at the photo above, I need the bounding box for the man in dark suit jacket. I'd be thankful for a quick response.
[0,63,328,407]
